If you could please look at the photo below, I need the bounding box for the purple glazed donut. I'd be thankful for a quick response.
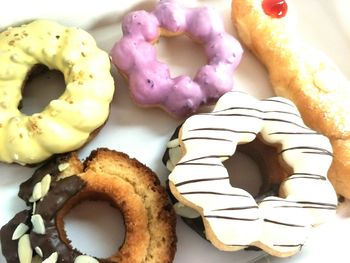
[110,0,243,118]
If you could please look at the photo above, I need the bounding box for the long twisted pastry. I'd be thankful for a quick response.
[232,0,350,199]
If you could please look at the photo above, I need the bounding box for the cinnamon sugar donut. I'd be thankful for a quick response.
[0,20,114,165]
[110,0,243,118]
[232,0,350,199]
[1,149,177,263]
[164,91,336,257]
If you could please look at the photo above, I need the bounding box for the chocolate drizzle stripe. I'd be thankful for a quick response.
[264,219,304,228]
[273,244,303,248]
[180,191,250,198]
[189,127,257,135]
[273,205,336,210]
[285,174,326,181]
[262,118,309,130]
[295,201,337,207]
[182,137,232,143]
[211,106,264,114]
[285,175,326,181]
[291,172,326,177]
[212,205,259,211]
[205,215,259,221]
[262,98,295,108]
[263,110,300,117]
[179,155,231,163]
[286,172,326,181]
[175,176,229,187]
[202,113,263,119]
[268,131,319,135]
[259,199,337,208]
[279,146,333,156]
[302,151,334,156]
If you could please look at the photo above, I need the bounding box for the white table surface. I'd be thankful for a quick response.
[1,0,350,262]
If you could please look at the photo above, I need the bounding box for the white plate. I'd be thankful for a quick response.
[1,0,350,262]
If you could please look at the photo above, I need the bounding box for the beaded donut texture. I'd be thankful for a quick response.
[167,91,337,257]
[0,20,114,165]
[110,0,243,118]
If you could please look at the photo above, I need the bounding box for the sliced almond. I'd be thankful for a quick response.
[18,234,32,263]
[173,202,200,219]
[30,182,42,202]
[12,223,29,240]
[32,202,37,215]
[58,163,70,172]
[42,252,58,263]
[167,138,179,148]
[40,174,52,199]
[74,255,99,263]
[31,214,45,235]
[34,246,43,258]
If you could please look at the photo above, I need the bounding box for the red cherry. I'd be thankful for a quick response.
[262,0,288,18]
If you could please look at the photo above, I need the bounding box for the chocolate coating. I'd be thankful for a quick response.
[1,155,86,263]
[19,153,78,204]
[0,210,31,263]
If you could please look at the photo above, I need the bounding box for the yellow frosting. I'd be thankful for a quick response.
[0,20,115,165]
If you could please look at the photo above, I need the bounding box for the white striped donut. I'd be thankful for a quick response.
[167,91,337,257]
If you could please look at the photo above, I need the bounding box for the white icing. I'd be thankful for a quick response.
[168,91,337,256]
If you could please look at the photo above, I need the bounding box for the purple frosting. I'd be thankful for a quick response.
[110,0,243,118]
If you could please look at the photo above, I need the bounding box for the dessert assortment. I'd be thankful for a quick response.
[232,0,350,199]
[0,0,348,262]
[1,149,176,263]
[110,0,243,118]
[163,91,337,257]
[0,20,114,165]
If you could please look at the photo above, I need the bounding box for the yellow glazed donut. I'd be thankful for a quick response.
[167,91,337,257]
[231,0,350,199]
[0,20,114,165]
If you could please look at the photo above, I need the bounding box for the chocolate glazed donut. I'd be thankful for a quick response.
[1,149,177,263]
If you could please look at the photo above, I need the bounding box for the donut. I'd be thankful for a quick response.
[110,0,243,118]
[0,149,177,263]
[231,0,350,199]
[164,127,287,199]
[164,91,337,257]
[163,124,286,245]
[0,20,115,165]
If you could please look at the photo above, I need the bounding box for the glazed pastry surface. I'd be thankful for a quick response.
[0,20,114,165]
[232,0,350,198]
[1,149,177,263]
[168,91,337,257]
[110,0,243,117]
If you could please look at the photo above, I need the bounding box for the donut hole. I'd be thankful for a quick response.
[19,64,65,115]
[224,148,262,197]
[226,138,287,199]
[156,34,207,78]
[61,195,125,258]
